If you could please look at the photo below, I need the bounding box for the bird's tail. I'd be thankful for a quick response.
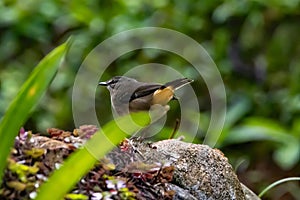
[164,78,193,90]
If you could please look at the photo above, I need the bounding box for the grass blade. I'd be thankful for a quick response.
[0,41,68,185]
[259,177,300,197]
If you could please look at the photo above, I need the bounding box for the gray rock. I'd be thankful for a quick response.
[141,139,245,200]
[108,139,260,200]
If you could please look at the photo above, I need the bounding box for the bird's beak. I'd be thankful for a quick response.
[98,81,108,86]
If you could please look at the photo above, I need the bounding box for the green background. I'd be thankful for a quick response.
[1,1,300,199]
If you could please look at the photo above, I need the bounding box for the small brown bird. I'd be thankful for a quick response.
[99,76,193,115]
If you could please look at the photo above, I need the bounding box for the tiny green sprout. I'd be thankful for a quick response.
[7,159,39,182]
[24,148,45,158]
[64,193,88,200]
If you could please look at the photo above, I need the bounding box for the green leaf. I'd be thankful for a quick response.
[0,41,68,185]
[273,141,300,170]
[35,112,150,200]
[217,97,251,146]
[224,117,291,144]
[224,117,300,169]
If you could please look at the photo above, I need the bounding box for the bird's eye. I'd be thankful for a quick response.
[109,83,116,89]
[107,79,118,89]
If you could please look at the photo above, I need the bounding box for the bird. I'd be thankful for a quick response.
[99,76,193,116]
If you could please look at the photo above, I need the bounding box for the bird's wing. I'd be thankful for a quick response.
[129,83,162,102]
[129,78,193,102]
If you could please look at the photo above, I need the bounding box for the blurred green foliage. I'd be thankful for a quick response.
[1,0,300,198]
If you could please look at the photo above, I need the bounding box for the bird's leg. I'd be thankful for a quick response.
[169,118,180,139]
